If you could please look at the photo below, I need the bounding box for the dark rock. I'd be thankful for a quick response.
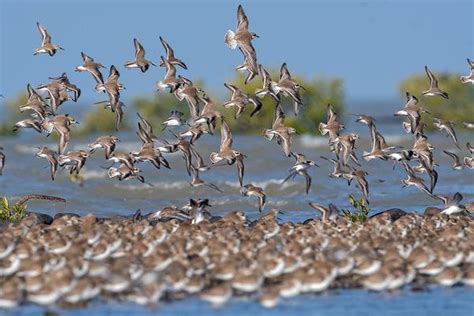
[22,212,53,226]
[370,208,407,221]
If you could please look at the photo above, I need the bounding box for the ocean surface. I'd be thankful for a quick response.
[0,114,473,314]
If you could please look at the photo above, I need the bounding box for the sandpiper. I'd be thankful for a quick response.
[75,52,106,84]
[33,22,64,56]
[282,153,318,194]
[131,142,170,170]
[174,76,203,119]
[35,146,58,181]
[308,202,339,222]
[236,46,258,84]
[434,192,467,215]
[225,5,259,50]
[88,135,119,159]
[223,83,262,119]
[263,104,296,157]
[460,58,474,84]
[58,150,89,175]
[343,167,370,204]
[124,38,156,72]
[255,64,279,101]
[13,119,42,133]
[401,162,435,198]
[272,63,304,115]
[49,73,81,102]
[108,163,144,183]
[332,133,360,166]
[41,114,78,154]
[422,66,449,99]
[162,110,188,130]
[443,150,464,170]
[433,118,460,149]
[319,104,345,149]
[194,93,223,135]
[394,92,428,134]
[209,119,246,186]
[156,56,180,93]
[190,165,222,193]
[159,36,187,69]
[240,184,266,212]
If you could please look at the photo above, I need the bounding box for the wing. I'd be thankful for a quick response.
[236,5,249,32]
[236,155,245,187]
[134,38,145,59]
[301,170,312,194]
[443,150,461,165]
[280,63,292,81]
[425,66,438,87]
[159,36,174,59]
[37,22,51,46]
[220,120,233,151]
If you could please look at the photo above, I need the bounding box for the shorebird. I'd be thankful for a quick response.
[95,65,125,100]
[58,150,89,175]
[13,119,42,133]
[223,83,262,119]
[75,52,105,84]
[467,142,474,155]
[180,124,209,144]
[19,84,50,120]
[422,66,448,99]
[159,36,187,69]
[255,64,279,102]
[162,111,188,130]
[332,133,360,166]
[363,132,394,161]
[281,153,319,194]
[308,202,339,222]
[272,63,304,115]
[41,114,78,154]
[48,73,81,102]
[124,38,156,72]
[443,150,464,170]
[0,147,4,176]
[209,119,246,186]
[88,136,120,160]
[240,184,266,212]
[108,152,135,170]
[394,92,429,134]
[401,162,435,198]
[434,192,467,215]
[319,156,347,178]
[174,76,203,119]
[156,56,180,93]
[433,118,460,149]
[319,104,345,150]
[108,163,144,183]
[460,58,474,84]
[190,165,222,193]
[131,142,170,170]
[263,105,296,157]
[194,94,223,135]
[159,138,194,176]
[136,112,160,144]
[343,167,370,204]
[33,22,64,56]
[225,5,259,50]
[36,80,72,114]
[236,46,258,84]
[35,147,58,180]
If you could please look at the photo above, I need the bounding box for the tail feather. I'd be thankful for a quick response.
[224,30,237,49]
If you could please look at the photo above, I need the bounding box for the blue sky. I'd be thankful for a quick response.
[0,0,472,103]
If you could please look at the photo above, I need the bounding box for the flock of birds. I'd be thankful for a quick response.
[1,5,473,216]
[0,4,473,310]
